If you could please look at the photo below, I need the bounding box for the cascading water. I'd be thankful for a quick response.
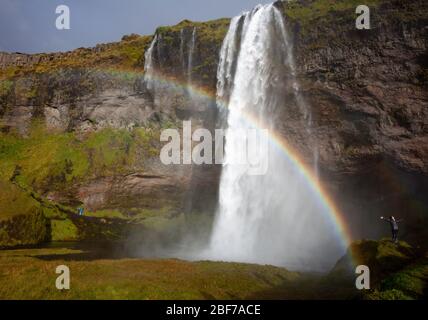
[146,28,198,105]
[205,4,344,271]
[180,29,186,72]
[188,27,196,84]
[144,34,157,93]
[179,27,196,84]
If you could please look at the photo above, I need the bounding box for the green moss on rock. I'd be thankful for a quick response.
[0,124,161,192]
[0,181,49,247]
[281,0,382,25]
[51,218,79,241]
[0,80,13,97]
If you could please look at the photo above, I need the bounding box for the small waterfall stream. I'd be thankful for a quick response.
[188,27,196,84]
[144,34,157,93]
[145,27,197,103]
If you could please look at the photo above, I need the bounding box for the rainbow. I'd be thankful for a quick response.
[96,67,357,265]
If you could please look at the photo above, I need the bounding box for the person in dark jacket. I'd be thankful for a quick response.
[380,216,402,243]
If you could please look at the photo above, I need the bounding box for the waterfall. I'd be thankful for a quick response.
[180,29,185,72]
[144,30,198,108]
[216,15,242,114]
[180,27,197,105]
[205,4,342,271]
[179,27,197,85]
[144,34,157,93]
[188,27,196,84]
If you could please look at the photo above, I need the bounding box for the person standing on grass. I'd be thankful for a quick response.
[380,216,403,244]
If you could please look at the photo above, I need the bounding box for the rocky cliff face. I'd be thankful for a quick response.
[0,19,229,134]
[0,0,427,244]
[277,0,428,241]
[0,20,227,244]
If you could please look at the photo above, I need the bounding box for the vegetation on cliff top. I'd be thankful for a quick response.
[156,18,230,44]
[280,0,426,36]
[281,0,381,23]
[0,35,152,80]
[0,17,230,82]
[151,17,230,90]
[0,0,423,82]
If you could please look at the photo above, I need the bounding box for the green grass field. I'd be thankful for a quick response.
[0,247,310,300]
[0,239,426,300]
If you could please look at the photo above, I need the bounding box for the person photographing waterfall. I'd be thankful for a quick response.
[380,216,403,244]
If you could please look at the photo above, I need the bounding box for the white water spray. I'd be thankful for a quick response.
[205,4,343,271]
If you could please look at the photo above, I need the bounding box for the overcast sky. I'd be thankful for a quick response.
[0,0,272,54]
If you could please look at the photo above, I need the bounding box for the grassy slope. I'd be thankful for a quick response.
[371,257,428,299]
[0,123,160,189]
[0,181,49,247]
[330,239,428,300]
[0,122,164,243]
[0,181,39,221]
[0,240,426,300]
[0,248,303,300]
